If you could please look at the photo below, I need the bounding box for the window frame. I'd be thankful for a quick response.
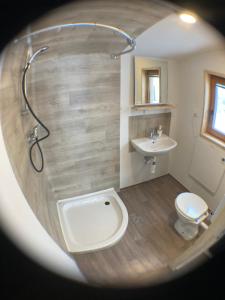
[201,71,225,148]
[206,74,225,141]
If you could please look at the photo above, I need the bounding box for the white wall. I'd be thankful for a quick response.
[119,12,224,190]
[169,49,225,211]
[120,14,225,215]
[120,41,225,213]
[131,14,224,59]
[120,53,178,188]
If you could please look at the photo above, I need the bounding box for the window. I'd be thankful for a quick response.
[202,73,225,144]
[148,73,160,104]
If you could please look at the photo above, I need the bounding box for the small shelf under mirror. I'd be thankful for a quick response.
[131,103,175,111]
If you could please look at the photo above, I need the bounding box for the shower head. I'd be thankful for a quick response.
[27,46,49,65]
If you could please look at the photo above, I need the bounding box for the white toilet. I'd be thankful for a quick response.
[174,192,209,240]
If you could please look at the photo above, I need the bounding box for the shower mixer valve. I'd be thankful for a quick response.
[27,124,40,143]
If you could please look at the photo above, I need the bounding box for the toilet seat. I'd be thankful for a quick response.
[175,192,208,221]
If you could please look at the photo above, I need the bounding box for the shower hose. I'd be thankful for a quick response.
[22,63,50,173]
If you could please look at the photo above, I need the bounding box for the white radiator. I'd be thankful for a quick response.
[189,138,225,194]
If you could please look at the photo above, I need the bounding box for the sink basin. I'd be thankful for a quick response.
[131,134,177,157]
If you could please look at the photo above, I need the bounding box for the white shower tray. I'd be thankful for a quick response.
[57,188,128,253]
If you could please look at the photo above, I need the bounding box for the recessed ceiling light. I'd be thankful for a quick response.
[179,12,197,24]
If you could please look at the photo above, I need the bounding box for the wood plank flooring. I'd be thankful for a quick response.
[73,174,194,288]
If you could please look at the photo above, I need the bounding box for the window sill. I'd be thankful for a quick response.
[201,132,225,150]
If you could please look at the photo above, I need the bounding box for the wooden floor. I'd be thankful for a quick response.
[73,175,194,287]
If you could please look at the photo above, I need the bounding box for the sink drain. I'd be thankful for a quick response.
[105,201,110,205]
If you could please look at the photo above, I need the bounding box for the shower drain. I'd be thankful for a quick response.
[105,201,110,205]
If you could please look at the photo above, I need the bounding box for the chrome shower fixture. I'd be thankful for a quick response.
[15,23,136,59]
[22,46,50,173]
[26,46,49,66]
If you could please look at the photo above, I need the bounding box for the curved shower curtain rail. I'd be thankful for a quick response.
[14,22,136,59]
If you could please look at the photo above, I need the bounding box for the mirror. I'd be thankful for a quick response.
[141,68,160,104]
[134,56,168,106]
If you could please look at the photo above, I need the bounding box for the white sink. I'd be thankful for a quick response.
[131,134,177,157]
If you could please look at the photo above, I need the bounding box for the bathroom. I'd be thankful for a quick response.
[0,0,225,289]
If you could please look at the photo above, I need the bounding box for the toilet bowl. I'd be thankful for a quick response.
[174,192,209,240]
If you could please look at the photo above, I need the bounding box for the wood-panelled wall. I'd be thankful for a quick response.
[30,53,120,199]
[26,0,175,200]
[0,42,65,246]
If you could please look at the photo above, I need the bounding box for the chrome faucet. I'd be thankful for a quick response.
[149,127,159,141]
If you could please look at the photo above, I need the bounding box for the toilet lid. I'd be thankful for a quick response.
[175,193,208,219]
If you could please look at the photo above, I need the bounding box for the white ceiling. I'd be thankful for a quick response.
[133,13,225,59]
